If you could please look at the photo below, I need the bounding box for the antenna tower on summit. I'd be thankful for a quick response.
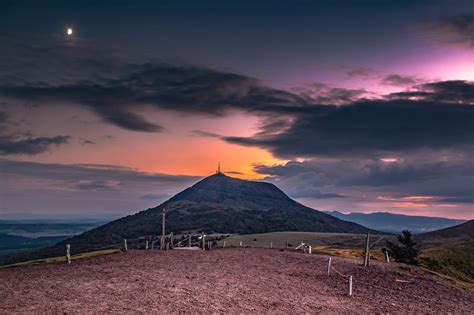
[216,162,221,174]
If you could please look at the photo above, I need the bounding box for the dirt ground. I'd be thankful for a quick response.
[0,248,472,313]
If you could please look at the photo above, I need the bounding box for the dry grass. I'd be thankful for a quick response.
[0,249,122,269]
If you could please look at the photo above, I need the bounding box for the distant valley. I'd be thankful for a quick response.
[325,211,466,233]
[0,220,107,259]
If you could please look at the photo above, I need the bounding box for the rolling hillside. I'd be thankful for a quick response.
[326,211,466,233]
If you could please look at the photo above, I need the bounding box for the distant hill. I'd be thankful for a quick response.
[0,233,68,261]
[417,220,474,247]
[5,173,378,264]
[0,233,67,250]
[325,211,466,234]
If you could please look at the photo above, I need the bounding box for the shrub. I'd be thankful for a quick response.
[386,230,420,265]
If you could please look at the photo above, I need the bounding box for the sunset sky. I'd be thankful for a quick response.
[0,0,473,220]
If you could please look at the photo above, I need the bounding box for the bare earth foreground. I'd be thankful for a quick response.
[1,248,473,313]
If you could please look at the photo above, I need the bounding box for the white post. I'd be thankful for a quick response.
[308,246,312,254]
[327,257,332,276]
[124,239,128,251]
[145,240,149,250]
[384,251,390,263]
[202,234,206,250]
[270,242,273,249]
[348,276,353,297]
[239,241,242,247]
[66,244,71,264]
[223,240,226,248]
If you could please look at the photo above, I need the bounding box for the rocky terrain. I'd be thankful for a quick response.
[1,248,472,313]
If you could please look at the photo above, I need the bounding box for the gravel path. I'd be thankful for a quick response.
[0,248,472,313]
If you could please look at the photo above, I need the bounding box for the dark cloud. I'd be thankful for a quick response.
[337,65,375,78]
[0,160,199,184]
[0,35,307,132]
[381,74,418,86]
[0,160,200,218]
[292,83,373,105]
[191,130,221,138]
[0,135,70,155]
[426,14,474,48]
[254,155,474,206]
[389,80,474,104]
[0,111,8,123]
[224,97,474,159]
[73,180,121,191]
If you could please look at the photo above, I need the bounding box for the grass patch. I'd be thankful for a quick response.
[0,249,122,269]
[419,241,474,290]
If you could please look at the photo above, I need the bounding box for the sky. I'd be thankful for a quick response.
[0,0,473,220]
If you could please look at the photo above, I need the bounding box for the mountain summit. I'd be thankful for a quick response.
[9,174,378,261]
[168,173,292,208]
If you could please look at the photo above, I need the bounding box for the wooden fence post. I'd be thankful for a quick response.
[363,233,370,267]
[202,234,206,250]
[66,244,71,264]
[327,257,332,275]
[124,239,128,252]
[161,208,166,250]
[348,276,353,297]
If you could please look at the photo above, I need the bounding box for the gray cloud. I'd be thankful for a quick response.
[0,34,308,132]
[254,155,474,207]
[72,180,121,191]
[0,135,70,155]
[0,160,200,218]
[381,74,418,86]
[292,83,373,105]
[224,98,474,159]
[337,64,375,78]
[425,14,474,48]
[388,80,474,104]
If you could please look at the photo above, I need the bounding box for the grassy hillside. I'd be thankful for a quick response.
[420,241,474,289]
[417,220,474,248]
[218,231,390,249]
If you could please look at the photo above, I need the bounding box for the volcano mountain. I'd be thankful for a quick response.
[5,173,378,263]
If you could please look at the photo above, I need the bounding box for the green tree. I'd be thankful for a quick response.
[386,230,420,265]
